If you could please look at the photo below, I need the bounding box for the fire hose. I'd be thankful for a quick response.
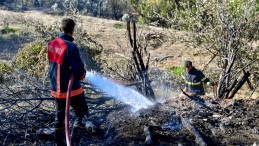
[65,74,74,146]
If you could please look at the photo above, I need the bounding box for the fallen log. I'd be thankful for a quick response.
[151,55,174,62]
[181,116,207,146]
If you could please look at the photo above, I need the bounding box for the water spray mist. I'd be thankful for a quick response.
[85,72,155,112]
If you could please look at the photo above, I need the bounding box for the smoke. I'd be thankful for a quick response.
[149,69,181,102]
[85,72,155,112]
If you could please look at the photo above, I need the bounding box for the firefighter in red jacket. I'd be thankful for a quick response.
[183,60,214,95]
[48,18,88,146]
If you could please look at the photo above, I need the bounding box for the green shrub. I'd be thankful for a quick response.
[130,0,197,28]
[113,23,124,29]
[0,26,18,34]
[13,44,48,78]
[0,62,13,74]
[166,66,185,78]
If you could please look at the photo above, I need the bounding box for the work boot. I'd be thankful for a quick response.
[71,118,85,146]
[54,128,67,146]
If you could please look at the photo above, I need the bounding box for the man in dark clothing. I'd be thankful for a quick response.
[48,18,88,146]
[183,60,213,95]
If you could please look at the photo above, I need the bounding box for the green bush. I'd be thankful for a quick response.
[113,23,124,29]
[0,26,18,34]
[166,66,185,78]
[13,44,48,78]
[0,62,13,74]
[130,0,197,28]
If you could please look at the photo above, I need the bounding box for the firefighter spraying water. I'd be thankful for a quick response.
[48,18,156,146]
[48,18,89,146]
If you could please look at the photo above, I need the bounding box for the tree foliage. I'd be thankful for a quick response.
[189,0,258,98]
[2,0,133,20]
[130,0,197,28]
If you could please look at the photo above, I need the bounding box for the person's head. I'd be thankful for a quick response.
[184,60,193,72]
[60,18,76,36]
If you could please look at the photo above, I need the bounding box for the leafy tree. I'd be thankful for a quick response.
[130,0,197,28]
[130,0,258,98]
[188,0,259,98]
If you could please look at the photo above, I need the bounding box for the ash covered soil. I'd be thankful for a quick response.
[27,96,259,145]
[82,96,259,146]
[0,77,258,146]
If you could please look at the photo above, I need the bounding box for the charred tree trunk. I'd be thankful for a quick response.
[228,71,250,99]
[243,69,254,90]
[126,20,155,100]
[223,79,237,98]
[246,78,254,91]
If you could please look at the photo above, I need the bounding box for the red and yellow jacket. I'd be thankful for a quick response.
[48,33,85,98]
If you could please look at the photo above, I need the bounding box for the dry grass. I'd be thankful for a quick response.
[0,10,205,68]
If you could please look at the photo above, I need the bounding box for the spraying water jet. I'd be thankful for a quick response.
[85,71,155,112]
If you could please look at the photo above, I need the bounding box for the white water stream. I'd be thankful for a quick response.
[85,72,155,112]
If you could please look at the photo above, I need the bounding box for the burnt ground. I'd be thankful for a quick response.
[83,95,259,146]
[2,92,258,146]
[67,95,258,146]
[0,70,258,146]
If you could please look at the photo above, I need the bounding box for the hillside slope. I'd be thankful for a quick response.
[0,10,208,69]
[0,10,257,99]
